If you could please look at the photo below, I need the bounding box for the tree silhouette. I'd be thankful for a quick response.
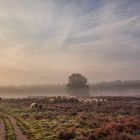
[66,73,90,96]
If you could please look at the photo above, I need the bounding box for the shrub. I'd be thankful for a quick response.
[58,128,76,140]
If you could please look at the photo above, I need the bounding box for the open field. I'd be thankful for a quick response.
[0,96,140,140]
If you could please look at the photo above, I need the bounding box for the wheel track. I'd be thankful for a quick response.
[7,115,28,140]
[0,118,6,140]
[1,113,28,140]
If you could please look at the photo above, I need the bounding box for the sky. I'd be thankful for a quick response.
[0,0,140,85]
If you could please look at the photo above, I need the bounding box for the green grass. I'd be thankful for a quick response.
[17,117,50,140]
[3,116,16,140]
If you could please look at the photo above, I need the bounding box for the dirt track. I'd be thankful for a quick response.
[7,115,28,140]
[0,118,6,140]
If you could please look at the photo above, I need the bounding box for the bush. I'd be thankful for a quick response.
[58,128,76,140]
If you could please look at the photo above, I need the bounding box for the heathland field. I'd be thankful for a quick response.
[0,96,140,140]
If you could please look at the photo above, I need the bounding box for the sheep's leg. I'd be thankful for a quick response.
[29,109,32,117]
[35,108,38,113]
[29,111,31,117]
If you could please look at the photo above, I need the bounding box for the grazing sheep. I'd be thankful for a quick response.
[99,99,103,102]
[29,103,37,117]
[78,98,84,103]
[29,102,38,112]
[49,98,55,104]
[77,97,108,104]
[29,103,46,112]
[92,98,99,102]
[83,99,92,103]
[103,99,108,102]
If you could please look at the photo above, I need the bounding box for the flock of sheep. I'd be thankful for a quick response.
[29,96,108,112]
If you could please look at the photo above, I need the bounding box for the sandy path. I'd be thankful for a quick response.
[0,118,6,140]
[7,115,28,140]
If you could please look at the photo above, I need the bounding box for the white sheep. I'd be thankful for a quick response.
[92,98,99,102]
[78,98,84,103]
[83,99,92,103]
[49,98,55,104]
[29,102,38,112]
[29,103,47,113]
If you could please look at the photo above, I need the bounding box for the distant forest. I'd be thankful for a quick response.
[90,80,140,90]
[0,80,140,94]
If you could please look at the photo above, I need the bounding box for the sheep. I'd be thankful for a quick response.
[49,98,55,104]
[98,98,103,102]
[29,103,46,112]
[29,102,38,112]
[78,98,84,103]
[83,99,93,103]
[92,98,99,102]
[103,99,108,102]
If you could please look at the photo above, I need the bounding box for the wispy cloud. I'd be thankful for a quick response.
[0,0,140,84]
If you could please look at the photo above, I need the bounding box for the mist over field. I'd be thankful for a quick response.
[0,80,140,98]
[1,89,140,98]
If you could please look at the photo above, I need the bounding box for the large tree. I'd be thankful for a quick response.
[66,73,90,96]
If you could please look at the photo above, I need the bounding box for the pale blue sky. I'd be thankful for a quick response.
[0,0,140,84]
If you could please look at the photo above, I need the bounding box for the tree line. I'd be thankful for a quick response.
[0,73,140,96]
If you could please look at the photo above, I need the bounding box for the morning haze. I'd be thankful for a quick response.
[0,1,140,139]
[0,0,140,85]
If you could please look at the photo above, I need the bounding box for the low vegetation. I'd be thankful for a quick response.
[3,115,16,140]
[1,96,140,140]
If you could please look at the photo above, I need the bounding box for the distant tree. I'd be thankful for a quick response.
[66,73,90,96]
